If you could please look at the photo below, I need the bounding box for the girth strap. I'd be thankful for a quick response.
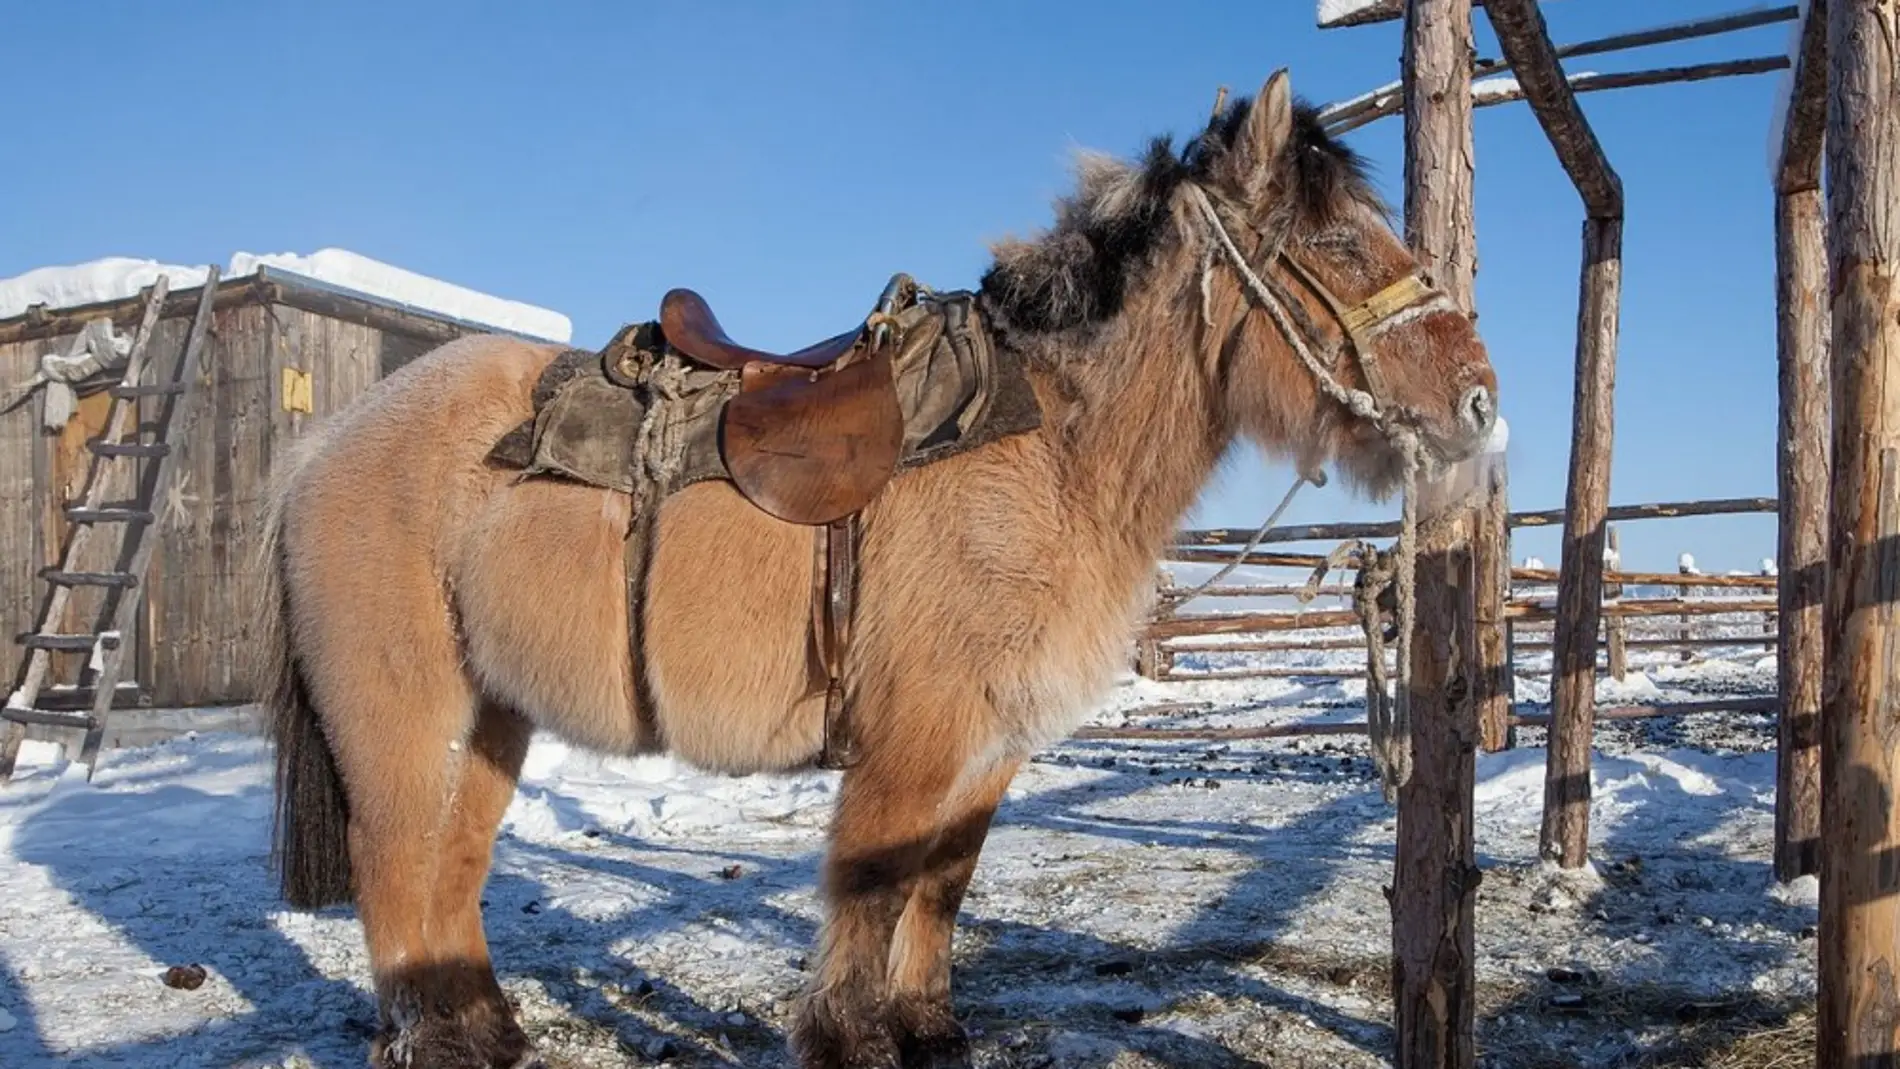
[810,514,863,770]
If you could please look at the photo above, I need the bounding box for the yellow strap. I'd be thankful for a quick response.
[1339,274,1433,336]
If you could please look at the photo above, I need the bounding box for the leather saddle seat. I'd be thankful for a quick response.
[656,287,905,527]
[660,288,863,371]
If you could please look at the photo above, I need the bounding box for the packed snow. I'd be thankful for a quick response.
[0,259,211,321]
[0,622,1804,1068]
[0,249,572,343]
[228,250,572,342]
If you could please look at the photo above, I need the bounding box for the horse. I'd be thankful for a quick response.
[256,69,1499,1069]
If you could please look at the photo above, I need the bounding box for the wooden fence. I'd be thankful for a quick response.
[1121,496,1779,750]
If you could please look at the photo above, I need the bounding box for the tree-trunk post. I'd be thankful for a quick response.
[1774,0,1829,886]
[1604,526,1627,682]
[1392,1,1480,1064]
[1762,561,1778,653]
[1136,638,1163,680]
[1481,0,1626,873]
[1138,570,1170,678]
[1677,556,1698,660]
[1537,210,1621,869]
[1475,453,1514,753]
[1817,0,1900,1060]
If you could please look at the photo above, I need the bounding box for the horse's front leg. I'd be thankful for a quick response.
[886,756,1020,1069]
[791,701,981,1069]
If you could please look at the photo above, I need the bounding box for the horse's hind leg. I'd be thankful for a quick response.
[318,659,514,1069]
[791,694,985,1069]
[416,700,537,1067]
[885,757,1020,1068]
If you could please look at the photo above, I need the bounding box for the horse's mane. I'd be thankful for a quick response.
[978,94,1383,337]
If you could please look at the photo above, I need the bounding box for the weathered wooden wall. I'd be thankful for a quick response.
[1,279,488,709]
[0,336,38,690]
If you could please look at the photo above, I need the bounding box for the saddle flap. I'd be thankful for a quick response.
[719,351,904,526]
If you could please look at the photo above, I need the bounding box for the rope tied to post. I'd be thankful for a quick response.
[1297,432,1425,804]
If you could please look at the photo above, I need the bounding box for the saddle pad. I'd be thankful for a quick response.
[487,352,735,496]
[485,292,1043,502]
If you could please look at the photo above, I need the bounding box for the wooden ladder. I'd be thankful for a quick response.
[0,268,220,783]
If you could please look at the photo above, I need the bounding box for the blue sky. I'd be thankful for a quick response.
[0,1,1795,574]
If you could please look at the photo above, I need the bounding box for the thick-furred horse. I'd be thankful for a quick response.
[257,70,1499,1069]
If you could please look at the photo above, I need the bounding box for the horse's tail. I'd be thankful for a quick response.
[257,456,354,909]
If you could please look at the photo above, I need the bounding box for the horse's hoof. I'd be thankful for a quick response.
[486,1021,538,1069]
[370,1016,534,1069]
[370,1022,489,1069]
[891,999,971,1069]
[899,1032,971,1069]
[791,990,903,1069]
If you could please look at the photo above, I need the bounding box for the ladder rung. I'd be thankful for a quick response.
[0,708,98,731]
[65,507,154,524]
[112,382,186,398]
[87,440,170,458]
[21,634,112,652]
[38,569,139,589]
[38,682,145,712]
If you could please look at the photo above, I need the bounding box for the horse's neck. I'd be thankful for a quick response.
[1040,320,1231,588]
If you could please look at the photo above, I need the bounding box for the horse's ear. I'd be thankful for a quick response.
[1237,69,1294,174]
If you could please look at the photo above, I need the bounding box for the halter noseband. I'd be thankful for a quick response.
[1276,257,1439,411]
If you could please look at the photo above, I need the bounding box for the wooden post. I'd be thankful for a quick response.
[1604,526,1627,682]
[1762,560,1779,652]
[1483,0,1625,872]
[1677,556,1699,660]
[1536,214,1621,869]
[1817,0,1900,1060]
[1773,0,1828,885]
[1139,570,1169,678]
[1136,638,1163,680]
[1392,1,1480,1064]
[1475,444,1513,753]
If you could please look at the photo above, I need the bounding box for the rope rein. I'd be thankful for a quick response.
[1181,182,1431,800]
[1154,471,1314,621]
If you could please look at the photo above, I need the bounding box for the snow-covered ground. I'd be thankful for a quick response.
[0,642,1805,1068]
[0,249,572,343]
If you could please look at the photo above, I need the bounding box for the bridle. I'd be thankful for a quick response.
[1163,181,1462,802]
[1185,182,1449,443]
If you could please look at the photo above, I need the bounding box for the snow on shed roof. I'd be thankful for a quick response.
[0,248,571,343]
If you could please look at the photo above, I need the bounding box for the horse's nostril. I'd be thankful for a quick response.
[1460,386,1494,433]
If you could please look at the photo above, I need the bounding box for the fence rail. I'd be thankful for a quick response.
[1132,497,1781,737]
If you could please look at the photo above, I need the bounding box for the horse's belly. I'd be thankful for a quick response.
[453,474,658,754]
[640,482,827,774]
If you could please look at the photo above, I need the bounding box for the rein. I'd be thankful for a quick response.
[1173,182,1446,802]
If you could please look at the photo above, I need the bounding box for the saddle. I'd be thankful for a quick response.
[487,273,1043,770]
[655,281,909,527]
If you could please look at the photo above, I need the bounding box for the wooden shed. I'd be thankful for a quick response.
[1,266,562,710]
